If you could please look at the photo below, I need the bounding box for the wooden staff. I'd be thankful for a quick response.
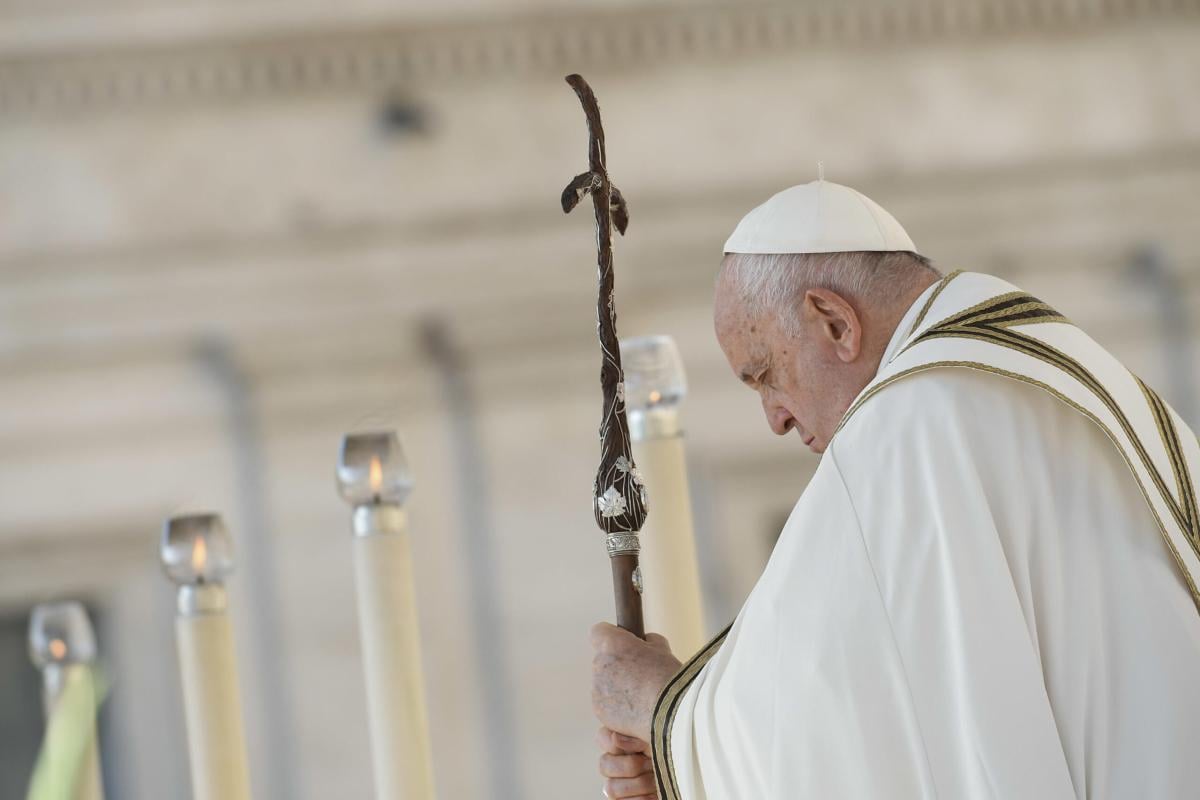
[561,73,646,638]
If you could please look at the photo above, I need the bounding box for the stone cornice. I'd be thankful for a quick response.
[2,141,1197,274]
[1,0,1197,116]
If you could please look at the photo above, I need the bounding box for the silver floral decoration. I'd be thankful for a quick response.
[615,455,644,484]
[597,486,627,518]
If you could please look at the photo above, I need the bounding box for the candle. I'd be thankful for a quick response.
[336,431,436,800]
[621,335,707,657]
[28,601,105,800]
[161,513,251,800]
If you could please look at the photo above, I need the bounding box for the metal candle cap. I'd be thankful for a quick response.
[336,431,414,507]
[29,602,97,668]
[620,335,687,410]
[620,335,687,439]
[161,513,235,585]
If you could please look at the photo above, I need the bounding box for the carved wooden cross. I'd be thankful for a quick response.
[560,73,647,638]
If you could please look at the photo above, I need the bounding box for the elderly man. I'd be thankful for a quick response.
[590,179,1200,799]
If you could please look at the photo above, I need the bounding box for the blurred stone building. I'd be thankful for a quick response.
[1,0,1198,797]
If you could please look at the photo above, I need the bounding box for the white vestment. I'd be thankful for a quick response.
[652,271,1200,799]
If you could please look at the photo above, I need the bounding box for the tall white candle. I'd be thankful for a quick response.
[28,601,105,800]
[337,432,436,800]
[621,336,707,657]
[161,514,252,800]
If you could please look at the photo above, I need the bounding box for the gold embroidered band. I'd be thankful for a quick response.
[839,287,1200,611]
[650,624,732,800]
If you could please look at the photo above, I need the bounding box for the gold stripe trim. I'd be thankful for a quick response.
[906,269,963,338]
[988,310,1069,328]
[842,285,1067,434]
[902,291,1200,546]
[914,325,1194,539]
[1138,378,1200,538]
[929,291,1066,330]
[843,286,1200,608]
[841,359,1200,611]
[651,624,732,800]
[837,356,1200,613]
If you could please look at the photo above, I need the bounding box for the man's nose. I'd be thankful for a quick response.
[762,396,795,436]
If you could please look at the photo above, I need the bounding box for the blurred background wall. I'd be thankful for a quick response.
[1,0,1198,797]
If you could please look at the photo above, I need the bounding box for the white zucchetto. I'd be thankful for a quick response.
[724,180,916,255]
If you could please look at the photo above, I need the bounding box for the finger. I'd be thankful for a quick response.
[592,620,650,654]
[590,621,619,652]
[596,727,630,753]
[645,632,671,652]
[612,732,650,754]
[605,773,658,798]
[599,752,652,778]
[596,726,646,757]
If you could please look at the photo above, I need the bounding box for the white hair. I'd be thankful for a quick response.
[720,250,940,335]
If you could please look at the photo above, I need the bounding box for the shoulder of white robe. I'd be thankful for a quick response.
[650,623,733,800]
[833,274,1200,614]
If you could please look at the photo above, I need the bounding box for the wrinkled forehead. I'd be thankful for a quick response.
[714,292,773,368]
[712,259,753,323]
[712,284,751,345]
[714,262,781,331]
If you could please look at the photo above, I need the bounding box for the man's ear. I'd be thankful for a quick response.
[803,288,862,362]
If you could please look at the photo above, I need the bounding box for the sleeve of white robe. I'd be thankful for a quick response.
[653,372,1078,799]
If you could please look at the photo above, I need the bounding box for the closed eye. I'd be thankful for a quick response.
[739,367,769,389]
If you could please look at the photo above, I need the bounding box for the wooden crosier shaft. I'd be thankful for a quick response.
[560,74,648,641]
[175,611,251,800]
[584,117,646,641]
[610,554,645,638]
[351,513,436,800]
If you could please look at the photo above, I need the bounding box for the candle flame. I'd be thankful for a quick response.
[368,456,384,495]
[191,535,208,574]
[48,638,67,660]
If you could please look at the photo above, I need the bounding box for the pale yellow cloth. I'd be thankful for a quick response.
[26,665,104,800]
